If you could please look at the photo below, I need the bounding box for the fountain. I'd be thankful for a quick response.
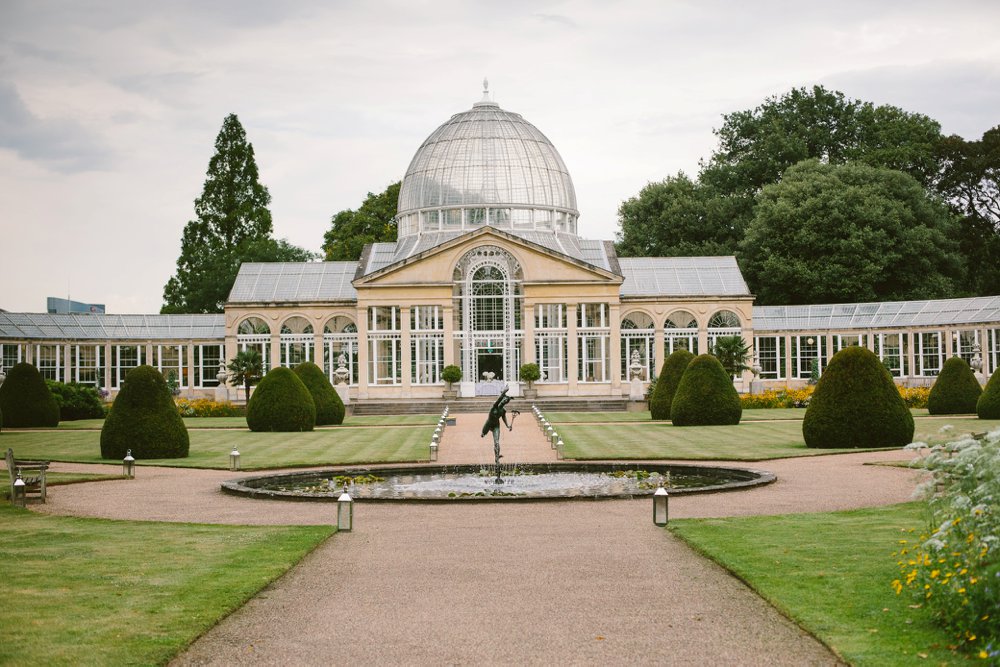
[221,391,776,502]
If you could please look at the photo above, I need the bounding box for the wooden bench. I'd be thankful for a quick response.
[6,447,49,504]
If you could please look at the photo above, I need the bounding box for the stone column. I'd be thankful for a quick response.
[103,342,112,390]
[443,306,455,366]
[313,329,324,372]
[522,300,535,364]
[269,333,280,371]
[609,303,622,394]
[186,343,195,396]
[356,306,370,399]
[63,343,72,383]
[783,334,793,381]
[566,303,578,393]
[400,306,412,392]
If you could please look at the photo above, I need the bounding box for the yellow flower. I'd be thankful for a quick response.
[892,580,903,595]
[980,650,989,659]
[930,570,940,578]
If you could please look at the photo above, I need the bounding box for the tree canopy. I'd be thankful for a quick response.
[323,181,401,260]
[738,160,963,304]
[937,125,1000,295]
[162,114,314,314]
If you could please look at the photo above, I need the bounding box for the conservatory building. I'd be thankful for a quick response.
[1,89,999,400]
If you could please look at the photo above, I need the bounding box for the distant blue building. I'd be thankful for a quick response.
[47,297,106,315]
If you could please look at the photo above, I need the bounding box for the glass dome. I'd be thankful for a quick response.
[396,83,579,239]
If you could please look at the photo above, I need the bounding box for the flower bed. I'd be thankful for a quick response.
[175,398,245,418]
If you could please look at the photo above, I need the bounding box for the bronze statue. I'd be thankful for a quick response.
[481,385,518,483]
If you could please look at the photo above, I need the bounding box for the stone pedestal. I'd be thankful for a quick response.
[335,384,350,406]
[749,380,764,395]
[214,384,230,403]
[629,376,644,401]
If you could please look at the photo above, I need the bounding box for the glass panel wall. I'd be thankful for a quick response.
[34,344,62,382]
[72,345,105,387]
[324,316,358,386]
[112,345,146,388]
[153,345,187,388]
[369,306,401,385]
[665,310,698,355]
[194,344,223,388]
[917,331,943,376]
[577,303,609,382]
[753,336,785,380]
[1,344,23,370]
[411,306,444,384]
[535,304,566,383]
[874,333,908,377]
[621,312,654,381]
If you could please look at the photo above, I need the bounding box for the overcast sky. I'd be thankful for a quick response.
[2,0,999,313]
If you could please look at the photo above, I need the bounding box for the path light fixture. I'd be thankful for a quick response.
[551,431,559,447]
[555,439,565,460]
[12,470,26,507]
[432,433,439,444]
[653,481,669,526]
[337,486,353,532]
[229,446,241,472]
[123,450,135,479]
[429,441,439,462]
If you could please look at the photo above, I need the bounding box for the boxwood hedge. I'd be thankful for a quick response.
[650,349,694,420]
[803,346,914,449]
[927,356,982,415]
[0,362,60,427]
[246,366,316,432]
[292,361,344,426]
[670,354,742,426]
[100,365,189,459]
[977,368,1000,419]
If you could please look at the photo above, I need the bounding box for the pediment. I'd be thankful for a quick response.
[353,227,622,288]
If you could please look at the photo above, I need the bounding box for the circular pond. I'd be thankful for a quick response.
[222,463,775,502]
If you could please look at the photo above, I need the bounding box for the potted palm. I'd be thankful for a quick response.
[519,363,541,399]
[442,365,462,399]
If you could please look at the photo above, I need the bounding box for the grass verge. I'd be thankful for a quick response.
[0,504,332,665]
[1,426,432,469]
[670,503,973,665]
[54,414,441,430]
[0,471,125,499]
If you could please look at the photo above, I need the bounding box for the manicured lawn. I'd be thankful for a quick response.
[0,504,331,666]
[53,414,440,430]
[670,503,971,665]
[1,426,432,469]
[550,411,1000,461]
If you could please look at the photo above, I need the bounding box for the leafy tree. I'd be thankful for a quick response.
[162,114,314,314]
[615,174,744,257]
[323,181,401,260]
[937,125,1000,295]
[739,160,963,305]
[711,335,751,377]
[705,85,942,195]
[227,348,264,400]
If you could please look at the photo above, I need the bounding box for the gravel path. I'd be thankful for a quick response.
[19,417,927,665]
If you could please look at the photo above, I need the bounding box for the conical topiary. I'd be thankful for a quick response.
[670,354,742,426]
[977,368,1000,419]
[246,366,316,432]
[100,365,189,459]
[650,349,695,420]
[292,361,345,426]
[0,362,60,427]
[927,356,982,415]
[803,346,914,449]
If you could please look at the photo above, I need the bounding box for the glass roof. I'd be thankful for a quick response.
[753,296,1000,331]
[0,313,224,340]
[228,262,358,303]
[396,89,578,234]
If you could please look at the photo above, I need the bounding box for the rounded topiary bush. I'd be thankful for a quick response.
[802,346,913,449]
[927,356,982,415]
[0,362,60,427]
[100,365,189,459]
[977,368,1000,419]
[650,349,695,420]
[670,354,742,426]
[442,365,462,385]
[292,362,344,426]
[246,366,316,432]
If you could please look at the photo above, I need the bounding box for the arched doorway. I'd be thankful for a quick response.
[454,246,523,389]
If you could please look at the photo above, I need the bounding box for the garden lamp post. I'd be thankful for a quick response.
[429,441,438,462]
[229,446,241,472]
[555,439,564,460]
[337,486,353,532]
[122,450,135,479]
[653,481,669,526]
[12,470,26,507]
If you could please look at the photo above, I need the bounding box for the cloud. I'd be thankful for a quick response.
[0,81,113,172]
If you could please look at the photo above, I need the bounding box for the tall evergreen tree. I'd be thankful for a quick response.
[162,114,313,314]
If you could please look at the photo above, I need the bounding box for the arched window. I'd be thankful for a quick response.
[279,316,313,368]
[323,315,358,385]
[621,311,654,380]
[236,316,271,368]
[708,310,742,354]
[665,310,698,355]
